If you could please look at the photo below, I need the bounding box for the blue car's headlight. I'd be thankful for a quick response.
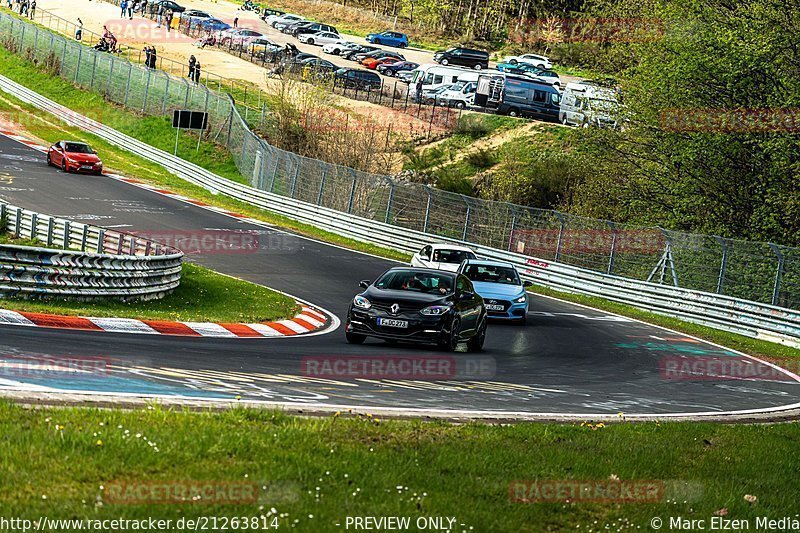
[420,305,450,316]
[353,295,371,309]
[514,294,527,304]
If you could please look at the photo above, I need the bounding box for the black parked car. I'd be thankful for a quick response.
[291,22,338,37]
[333,68,382,90]
[345,267,487,351]
[433,47,490,70]
[377,60,419,76]
[340,45,378,60]
[148,0,185,13]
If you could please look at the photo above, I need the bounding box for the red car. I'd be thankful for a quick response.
[362,56,402,69]
[47,140,103,175]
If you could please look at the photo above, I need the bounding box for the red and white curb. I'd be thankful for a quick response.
[0,306,331,338]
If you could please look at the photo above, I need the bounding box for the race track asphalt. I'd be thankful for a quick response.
[0,134,798,417]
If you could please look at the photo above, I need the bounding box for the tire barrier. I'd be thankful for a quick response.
[0,202,183,301]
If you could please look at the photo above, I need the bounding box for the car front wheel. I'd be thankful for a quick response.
[345,327,366,344]
[46,153,52,166]
[438,318,460,352]
[440,58,449,66]
[467,318,487,352]
[61,159,68,173]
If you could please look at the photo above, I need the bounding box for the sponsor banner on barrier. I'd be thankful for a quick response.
[300,355,496,380]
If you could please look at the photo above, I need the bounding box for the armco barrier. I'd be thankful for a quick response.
[0,75,798,348]
[0,201,183,300]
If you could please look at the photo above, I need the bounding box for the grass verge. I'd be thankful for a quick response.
[0,254,299,322]
[2,400,799,528]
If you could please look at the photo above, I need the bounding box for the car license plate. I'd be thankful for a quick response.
[81,165,93,169]
[485,304,505,311]
[377,318,408,328]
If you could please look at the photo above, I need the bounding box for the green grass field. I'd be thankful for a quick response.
[1,401,798,530]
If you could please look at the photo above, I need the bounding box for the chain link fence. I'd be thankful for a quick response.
[1,11,798,310]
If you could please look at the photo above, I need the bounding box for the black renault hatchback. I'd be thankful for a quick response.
[345,267,487,351]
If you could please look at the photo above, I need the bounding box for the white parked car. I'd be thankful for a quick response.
[299,31,344,46]
[503,53,552,69]
[323,41,359,55]
[220,29,265,48]
[410,244,478,272]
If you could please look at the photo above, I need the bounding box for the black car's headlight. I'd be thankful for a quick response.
[420,305,450,316]
[514,294,527,303]
[353,295,371,310]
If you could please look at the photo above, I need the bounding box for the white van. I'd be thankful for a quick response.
[409,64,475,99]
[436,72,479,108]
[559,81,620,128]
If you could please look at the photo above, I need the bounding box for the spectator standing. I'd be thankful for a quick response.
[75,18,83,41]
[28,0,35,19]
[120,0,128,18]
[165,10,173,33]
[415,77,423,103]
[128,1,134,19]
[188,55,196,81]
[193,61,201,84]
[140,0,148,15]
[233,17,238,29]
[149,46,158,69]
[156,4,164,27]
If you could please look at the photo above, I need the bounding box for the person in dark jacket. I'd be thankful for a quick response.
[188,55,197,80]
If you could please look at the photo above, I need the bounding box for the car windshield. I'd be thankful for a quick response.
[463,264,520,285]
[433,249,476,263]
[64,143,92,153]
[449,81,467,91]
[375,271,454,295]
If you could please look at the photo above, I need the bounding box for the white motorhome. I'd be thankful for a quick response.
[409,64,476,99]
[559,81,621,128]
[436,72,480,108]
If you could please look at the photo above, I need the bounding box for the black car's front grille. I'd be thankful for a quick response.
[371,302,425,314]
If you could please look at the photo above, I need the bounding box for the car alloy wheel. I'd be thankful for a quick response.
[61,159,68,173]
[307,38,314,45]
[345,322,366,344]
[474,64,482,70]
[468,318,487,352]
[440,58,449,66]
[439,318,460,352]
[46,153,52,166]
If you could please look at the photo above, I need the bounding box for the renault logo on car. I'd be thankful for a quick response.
[390,303,400,315]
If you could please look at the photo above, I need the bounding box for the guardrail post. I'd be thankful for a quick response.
[14,207,21,237]
[713,236,730,294]
[29,213,37,240]
[384,177,395,224]
[62,220,71,249]
[422,185,433,233]
[347,171,358,214]
[96,229,105,253]
[46,217,54,247]
[0,203,5,232]
[553,210,566,262]
[607,221,618,275]
[769,243,785,306]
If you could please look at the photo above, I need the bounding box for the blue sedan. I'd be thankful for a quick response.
[366,31,409,48]
[457,259,532,324]
[199,18,231,32]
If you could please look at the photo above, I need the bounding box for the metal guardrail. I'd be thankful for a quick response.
[1,74,797,348]
[0,202,183,301]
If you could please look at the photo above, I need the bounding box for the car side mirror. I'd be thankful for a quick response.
[92,150,98,154]
[523,280,533,288]
[359,280,370,289]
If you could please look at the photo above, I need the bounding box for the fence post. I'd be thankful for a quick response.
[106,56,115,96]
[347,171,358,214]
[122,63,133,108]
[89,51,99,89]
[769,243,785,306]
[60,38,67,75]
[384,177,395,224]
[507,204,517,252]
[462,197,472,242]
[317,163,327,205]
[142,68,152,112]
[714,236,730,295]
[607,221,618,275]
[74,45,82,83]
[290,157,300,198]
[422,185,433,234]
[553,211,566,262]
[162,73,170,114]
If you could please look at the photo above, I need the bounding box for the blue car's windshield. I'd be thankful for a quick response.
[463,264,520,285]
